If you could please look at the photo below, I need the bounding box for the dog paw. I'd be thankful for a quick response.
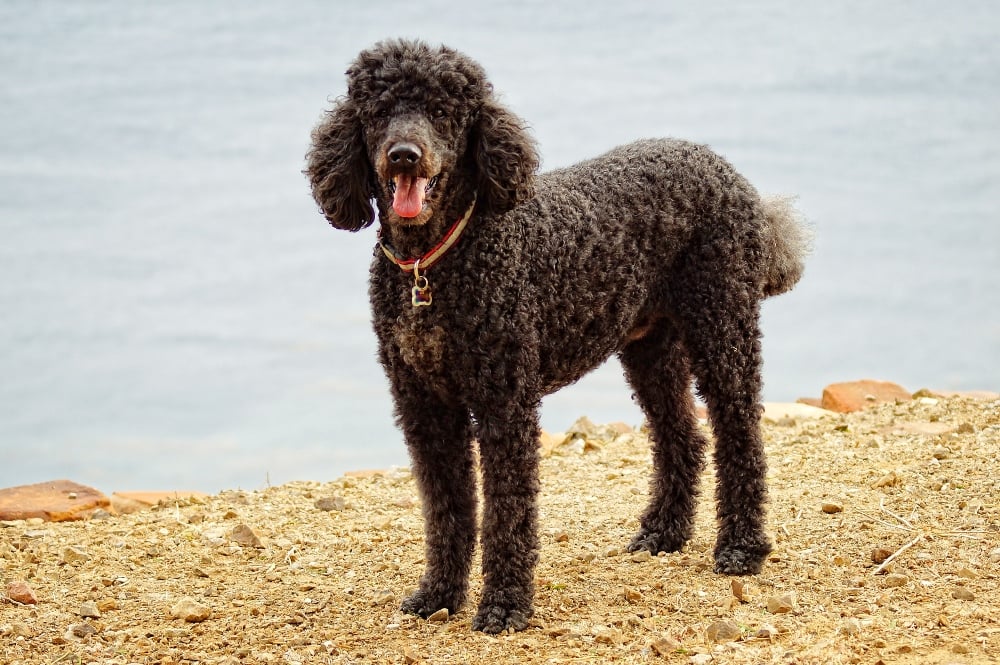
[626,527,687,555]
[400,587,464,619]
[472,600,533,634]
[713,538,772,575]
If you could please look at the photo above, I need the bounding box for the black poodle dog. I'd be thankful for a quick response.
[306,39,809,634]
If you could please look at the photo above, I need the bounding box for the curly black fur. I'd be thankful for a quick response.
[306,38,809,634]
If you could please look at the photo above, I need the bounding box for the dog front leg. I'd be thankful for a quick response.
[472,407,541,634]
[395,393,477,618]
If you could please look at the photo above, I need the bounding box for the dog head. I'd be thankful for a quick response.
[306,39,539,231]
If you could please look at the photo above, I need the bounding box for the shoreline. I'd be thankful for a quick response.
[1,380,996,523]
[2,385,998,664]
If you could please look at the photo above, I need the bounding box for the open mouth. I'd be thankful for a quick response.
[388,174,440,218]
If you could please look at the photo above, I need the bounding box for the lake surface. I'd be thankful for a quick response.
[2,1,997,492]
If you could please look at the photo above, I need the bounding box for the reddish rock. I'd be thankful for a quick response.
[6,581,39,605]
[821,380,912,413]
[111,490,208,515]
[0,480,110,522]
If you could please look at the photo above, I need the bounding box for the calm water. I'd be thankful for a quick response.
[2,2,998,493]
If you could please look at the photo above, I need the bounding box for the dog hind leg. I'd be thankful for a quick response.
[620,322,708,555]
[678,285,773,575]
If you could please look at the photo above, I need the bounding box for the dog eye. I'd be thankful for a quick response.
[431,107,447,119]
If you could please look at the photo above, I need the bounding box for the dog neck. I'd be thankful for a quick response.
[378,199,475,273]
[376,192,477,260]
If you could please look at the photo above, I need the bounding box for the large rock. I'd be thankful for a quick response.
[0,480,110,522]
[821,380,912,413]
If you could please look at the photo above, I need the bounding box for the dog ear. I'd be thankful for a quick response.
[473,99,539,215]
[305,98,375,231]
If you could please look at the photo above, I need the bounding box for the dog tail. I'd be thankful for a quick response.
[760,195,811,297]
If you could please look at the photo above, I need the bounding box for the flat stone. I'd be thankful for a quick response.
[762,402,833,422]
[821,380,912,413]
[0,480,110,522]
[111,491,208,515]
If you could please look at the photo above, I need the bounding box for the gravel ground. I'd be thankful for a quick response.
[2,395,998,665]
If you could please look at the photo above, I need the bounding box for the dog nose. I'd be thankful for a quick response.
[388,142,422,165]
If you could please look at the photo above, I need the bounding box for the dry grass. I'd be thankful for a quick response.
[2,396,998,664]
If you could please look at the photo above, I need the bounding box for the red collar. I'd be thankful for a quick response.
[377,200,475,273]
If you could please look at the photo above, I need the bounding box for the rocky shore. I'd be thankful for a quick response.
[2,380,998,664]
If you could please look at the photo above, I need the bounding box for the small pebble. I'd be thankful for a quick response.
[951,587,975,601]
[883,573,909,588]
[839,618,862,635]
[79,600,101,618]
[66,622,97,640]
[731,579,749,602]
[371,589,395,606]
[871,547,894,564]
[821,502,843,514]
[630,549,653,563]
[6,581,38,605]
[755,624,780,640]
[766,592,796,614]
[931,445,952,460]
[229,523,264,548]
[170,597,212,622]
[591,626,622,644]
[650,636,680,655]
[426,608,449,622]
[61,546,91,565]
[314,496,346,512]
[706,619,741,642]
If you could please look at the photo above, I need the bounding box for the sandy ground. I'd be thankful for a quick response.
[2,395,998,665]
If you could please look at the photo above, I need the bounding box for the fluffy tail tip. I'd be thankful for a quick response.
[761,195,812,297]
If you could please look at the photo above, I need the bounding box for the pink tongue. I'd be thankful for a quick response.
[392,175,428,218]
